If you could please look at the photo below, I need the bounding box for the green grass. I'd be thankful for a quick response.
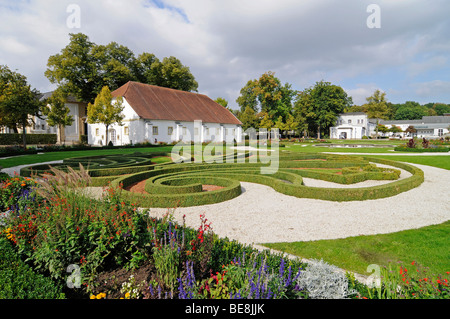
[264,221,450,277]
[0,146,174,169]
[368,155,450,170]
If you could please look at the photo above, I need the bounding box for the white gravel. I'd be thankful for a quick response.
[147,163,450,245]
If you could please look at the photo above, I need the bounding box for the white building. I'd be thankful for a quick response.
[36,92,88,144]
[330,112,378,139]
[88,81,242,146]
[380,116,450,139]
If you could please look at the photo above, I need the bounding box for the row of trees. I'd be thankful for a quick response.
[233,72,353,138]
[233,72,450,139]
[0,33,199,147]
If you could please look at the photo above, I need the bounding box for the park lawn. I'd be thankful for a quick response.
[367,155,450,171]
[264,221,450,277]
[0,146,174,169]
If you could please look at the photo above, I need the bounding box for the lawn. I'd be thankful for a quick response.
[264,221,450,276]
[264,139,450,279]
[0,146,174,169]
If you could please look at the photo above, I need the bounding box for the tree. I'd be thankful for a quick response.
[87,86,124,146]
[389,125,403,135]
[42,89,74,145]
[239,106,259,131]
[377,124,389,135]
[236,71,296,120]
[394,101,427,120]
[274,116,285,138]
[0,65,44,148]
[284,113,299,138]
[365,89,389,137]
[294,81,352,138]
[259,111,274,131]
[214,97,229,109]
[405,125,417,137]
[155,56,198,92]
[46,33,199,104]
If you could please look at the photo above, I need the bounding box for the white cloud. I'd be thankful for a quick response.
[0,0,449,106]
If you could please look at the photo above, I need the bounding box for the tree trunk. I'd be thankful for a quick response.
[105,124,109,146]
[21,119,27,149]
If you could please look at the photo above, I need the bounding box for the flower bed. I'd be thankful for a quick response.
[0,169,448,299]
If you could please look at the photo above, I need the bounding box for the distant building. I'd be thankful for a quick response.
[380,116,450,139]
[35,92,88,144]
[88,81,242,146]
[329,112,378,139]
[330,112,450,139]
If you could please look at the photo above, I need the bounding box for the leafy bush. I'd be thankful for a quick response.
[0,236,65,299]
[0,133,57,146]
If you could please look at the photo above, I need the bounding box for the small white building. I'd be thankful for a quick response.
[329,112,378,139]
[88,82,242,146]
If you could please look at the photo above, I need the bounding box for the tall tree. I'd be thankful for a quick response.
[365,89,389,137]
[236,72,296,120]
[294,81,352,138]
[87,86,124,146]
[155,56,198,92]
[0,65,44,148]
[46,33,199,104]
[42,89,74,145]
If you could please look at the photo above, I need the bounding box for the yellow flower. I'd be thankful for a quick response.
[125,292,130,299]
[90,295,96,299]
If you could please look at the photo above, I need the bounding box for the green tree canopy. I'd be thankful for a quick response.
[87,86,124,146]
[236,71,296,121]
[42,89,74,145]
[46,33,198,104]
[239,106,259,131]
[0,65,44,148]
[294,80,352,138]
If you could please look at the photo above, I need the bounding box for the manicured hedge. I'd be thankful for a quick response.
[394,146,449,152]
[0,133,57,145]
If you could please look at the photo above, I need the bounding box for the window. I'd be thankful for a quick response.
[152,126,158,135]
[124,127,129,135]
[438,129,443,137]
[348,119,352,124]
[183,127,187,135]
[95,128,99,136]
[216,128,220,136]
[205,128,209,136]
[168,126,173,135]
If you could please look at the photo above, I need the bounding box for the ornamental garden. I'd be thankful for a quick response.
[0,143,448,299]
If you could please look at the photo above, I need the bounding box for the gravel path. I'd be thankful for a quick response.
[147,163,450,245]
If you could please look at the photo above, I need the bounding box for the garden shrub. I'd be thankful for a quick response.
[0,236,65,299]
[0,133,57,146]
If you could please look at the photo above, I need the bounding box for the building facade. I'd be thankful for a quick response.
[380,116,450,139]
[88,82,242,146]
[330,112,378,139]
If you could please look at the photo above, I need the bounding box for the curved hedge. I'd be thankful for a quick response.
[20,151,424,207]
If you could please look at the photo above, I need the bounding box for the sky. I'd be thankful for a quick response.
[1,0,450,110]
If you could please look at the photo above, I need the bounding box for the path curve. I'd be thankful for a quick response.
[148,163,450,244]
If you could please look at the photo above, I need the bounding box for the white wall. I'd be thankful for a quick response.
[87,97,242,145]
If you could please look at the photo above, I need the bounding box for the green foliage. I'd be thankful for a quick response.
[0,133,57,146]
[41,88,74,144]
[0,237,65,299]
[0,65,45,148]
[87,86,125,146]
[45,33,198,104]
[294,80,352,138]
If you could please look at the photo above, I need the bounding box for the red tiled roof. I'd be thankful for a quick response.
[112,81,242,125]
